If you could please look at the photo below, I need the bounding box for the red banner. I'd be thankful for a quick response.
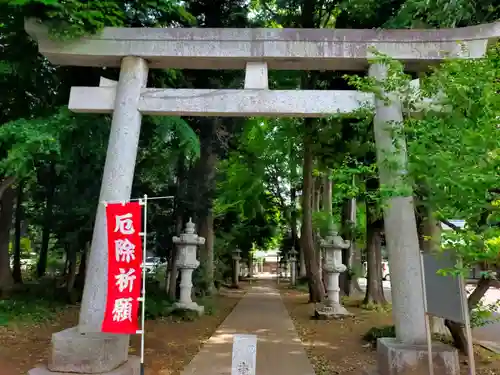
[102,201,143,334]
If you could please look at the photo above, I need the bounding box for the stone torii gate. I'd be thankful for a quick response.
[25,19,499,375]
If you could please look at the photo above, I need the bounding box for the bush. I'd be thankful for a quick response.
[0,292,65,326]
[362,325,396,347]
[470,299,500,328]
[144,281,216,321]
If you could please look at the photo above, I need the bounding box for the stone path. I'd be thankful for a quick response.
[180,284,315,375]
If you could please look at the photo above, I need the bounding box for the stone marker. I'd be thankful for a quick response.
[315,224,352,319]
[173,219,205,315]
[231,334,257,375]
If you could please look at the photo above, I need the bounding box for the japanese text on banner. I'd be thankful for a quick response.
[102,202,143,334]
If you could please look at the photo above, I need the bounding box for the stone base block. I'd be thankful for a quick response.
[374,337,459,375]
[48,327,129,373]
[314,303,353,320]
[174,301,204,315]
[29,356,140,375]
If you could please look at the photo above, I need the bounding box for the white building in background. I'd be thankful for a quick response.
[441,219,466,231]
[253,249,280,274]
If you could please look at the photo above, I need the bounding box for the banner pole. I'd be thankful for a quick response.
[419,251,434,375]
[140,194,148,375]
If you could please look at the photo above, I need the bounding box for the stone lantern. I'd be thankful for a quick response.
[289,247,298,286]
[232,248,242,287]
[173,218,205,315]
[279,255,286,278]
[241,258,248,278]
[276,251,282,282]
[315,223,352,319]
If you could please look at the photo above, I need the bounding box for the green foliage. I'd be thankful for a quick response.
[144,282,215,320]
[0,112,62,178]
[0,290,65,326]
[347,45,500,274]
[388,0,500,28]
[470,300,500,328]
[362,325,396,346]
[362,301,392,313]
[8,0,196,39]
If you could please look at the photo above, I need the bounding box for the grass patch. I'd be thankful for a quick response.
[0,295,64,326]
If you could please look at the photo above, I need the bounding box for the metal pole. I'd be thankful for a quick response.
[139,194,148,375]
[419,252,434,375]
[458,259,476,375]
[102,195,174,205]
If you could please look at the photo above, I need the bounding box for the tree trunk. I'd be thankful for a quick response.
[322,174,332,213]
[301,119,323,303]
[341,198,361,296]
[168,214,183,299]
[199,210,215,295]
[363,201,386,305]
[12,182,24,284]
[0,177,15,201]
[290,185,301,276]
[299,247,307,278]
[37,164,56,278]
[446,276,492,353]
[248,256,254,277]
[0,186,15,296]
[195,123,217,295]
[75,242,89,293]
[312,176,321,212]
[65,243,78,303]
[319,174,331,293]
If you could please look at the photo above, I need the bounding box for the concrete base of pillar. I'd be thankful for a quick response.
[363,338,460,375]
[46,327,129,373]
[314,303,353,319]
[29,356,140,375]
[174,301,204,315]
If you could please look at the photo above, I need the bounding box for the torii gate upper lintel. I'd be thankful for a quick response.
[25,18,500,71]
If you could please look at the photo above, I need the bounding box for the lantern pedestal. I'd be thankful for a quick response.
[174,267,204,315]
[28,355,140,375]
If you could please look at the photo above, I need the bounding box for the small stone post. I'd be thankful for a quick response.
[173,219,205,315]
[315,224,352,319]
[289,247,298,286]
